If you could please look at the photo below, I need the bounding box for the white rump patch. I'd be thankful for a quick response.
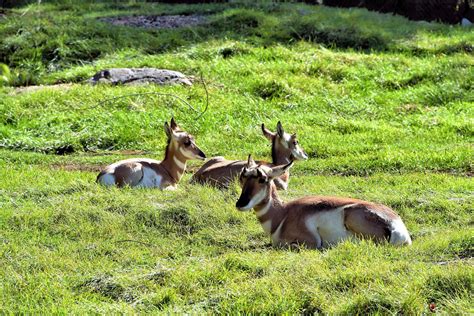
[390,219,412,246]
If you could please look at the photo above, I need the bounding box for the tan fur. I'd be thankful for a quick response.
[96,119,205,189]
[113,161,143,187]
[236,163,411,248]
[191,122,306,189]
[191,158,246,188]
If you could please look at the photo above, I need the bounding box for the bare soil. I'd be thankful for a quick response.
[99,15,207,29]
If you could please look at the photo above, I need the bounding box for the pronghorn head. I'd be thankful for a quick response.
[236,155,293,211]
[164,118,206,160]
[261,121,308,162]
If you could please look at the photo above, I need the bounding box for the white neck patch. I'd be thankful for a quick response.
[173,155,186,170]
[255,199,271,218]
[271,217,286,243]
[243,187,267,210]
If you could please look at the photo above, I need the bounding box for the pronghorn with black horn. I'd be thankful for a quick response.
[96,118,206,189]
[191,121,308,189]
[236,156,412,248]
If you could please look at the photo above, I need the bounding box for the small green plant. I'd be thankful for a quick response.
[0,63,13,86]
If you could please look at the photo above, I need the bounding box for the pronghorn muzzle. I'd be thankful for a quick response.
[236,183,253,211]
[197,148,206,160]
[236,194,251,211]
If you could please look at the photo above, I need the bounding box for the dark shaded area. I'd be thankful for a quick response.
[0,0,227,7]
[0,0,29,7]
[76,275,135,302]
[323,0,474,24]
[149,0,227,2]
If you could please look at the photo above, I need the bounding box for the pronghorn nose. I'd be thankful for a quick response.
[236,195,250,210]
[199,150,206,159]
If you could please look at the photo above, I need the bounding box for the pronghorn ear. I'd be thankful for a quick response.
[164,121,171,139]
[170,117,178,130]
[246,154,257,168]
[268,161,293,178]
[276,121,285,138]
[261,123,276,141]
[256,168,268,183]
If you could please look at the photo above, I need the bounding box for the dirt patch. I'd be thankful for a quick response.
[84,150,151,156]
[10,83,73,95]
[100,15,207,29]
[52,163,101,172]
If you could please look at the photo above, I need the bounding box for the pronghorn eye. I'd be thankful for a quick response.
[184,140,191,146]
[259,177,267,184]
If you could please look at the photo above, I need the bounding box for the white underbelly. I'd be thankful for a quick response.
[137,167,163,188]
[306,209,353,247]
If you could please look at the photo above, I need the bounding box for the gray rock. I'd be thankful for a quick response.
[89,68,193,86]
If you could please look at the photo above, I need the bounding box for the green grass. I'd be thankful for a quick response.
[0,1,473,313]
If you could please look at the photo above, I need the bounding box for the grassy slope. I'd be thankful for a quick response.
[0,1,473,314]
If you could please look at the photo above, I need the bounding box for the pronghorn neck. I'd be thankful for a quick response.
[161,140,187,184]
[253,184,286,235]
[271,137,292,165]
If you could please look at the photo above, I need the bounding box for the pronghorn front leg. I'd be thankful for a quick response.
[306,232,323,250]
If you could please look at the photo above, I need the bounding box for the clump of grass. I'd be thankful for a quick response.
[252,79,291,100]
[425,270,473,305]
[286,19,387,50]
[208,9,265,35]
[344,295,401,314]
[159,206,195,235]
[77,275,134,302]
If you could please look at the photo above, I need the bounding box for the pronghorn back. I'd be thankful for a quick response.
[191,121,307,189]
[191,157,246,188]
[235,158,412,248]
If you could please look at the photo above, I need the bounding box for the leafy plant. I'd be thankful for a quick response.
[0,63,13,86]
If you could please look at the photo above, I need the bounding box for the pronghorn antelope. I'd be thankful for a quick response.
[96,118,206,189]
[236,156,412,248]
[191,121,308,189]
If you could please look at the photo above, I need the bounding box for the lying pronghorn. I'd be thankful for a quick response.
[191,121,308,189]
[96,118,206,189]
[236,156,412,248]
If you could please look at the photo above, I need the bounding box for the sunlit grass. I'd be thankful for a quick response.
[0,0,472,313]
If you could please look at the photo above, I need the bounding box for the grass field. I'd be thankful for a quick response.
[0,1,473,313]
